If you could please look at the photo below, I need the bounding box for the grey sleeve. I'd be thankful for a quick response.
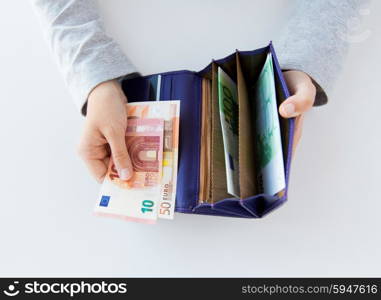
[30,0,138,113]
[274,0,370,105]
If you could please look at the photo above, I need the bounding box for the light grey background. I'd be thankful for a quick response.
[0,0,380,277]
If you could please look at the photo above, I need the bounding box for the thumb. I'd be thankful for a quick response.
[279,88,315,118]
[104,127,133,180]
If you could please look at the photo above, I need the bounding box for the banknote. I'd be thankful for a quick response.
[217,67,240,197]
[254,53,286,195]
[126,101,180,220]
[94,118,164,224]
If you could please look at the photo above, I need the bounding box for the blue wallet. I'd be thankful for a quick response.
[121,43,294,218]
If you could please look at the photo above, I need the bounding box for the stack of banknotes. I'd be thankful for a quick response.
[217,52,285,198]
[94,101,180,224]
[198,52,286,204]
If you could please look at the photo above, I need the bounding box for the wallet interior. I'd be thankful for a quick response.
[196,46,292,209]
[121,43,294,218]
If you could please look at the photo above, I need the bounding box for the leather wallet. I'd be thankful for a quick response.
[121,42,294,218]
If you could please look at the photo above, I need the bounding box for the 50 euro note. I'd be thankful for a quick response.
[127,101,180,220]
[94,118,164,224]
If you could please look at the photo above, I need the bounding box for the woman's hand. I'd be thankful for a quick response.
[279,70,316,152]
[78,79,133,182]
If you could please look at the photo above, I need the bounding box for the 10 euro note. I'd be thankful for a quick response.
[94,118,164,224]
[127,101,180,220]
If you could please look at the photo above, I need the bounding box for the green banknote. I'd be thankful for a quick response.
[218,67,240,197]
[254,53,286,195]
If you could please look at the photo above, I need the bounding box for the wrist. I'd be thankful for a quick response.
[87,79,126,109]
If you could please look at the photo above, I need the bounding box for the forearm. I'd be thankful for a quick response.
[274,0,370,105]
[30,0,137,113]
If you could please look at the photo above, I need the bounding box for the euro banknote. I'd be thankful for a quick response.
[254,53,286,195]
[127,101,180,220]
[217,67,240,197]
[95,100,180,224]
[95,118,164,224]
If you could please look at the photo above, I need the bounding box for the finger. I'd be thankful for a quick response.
[103,127,133,180]
[103,156,110,168]
[83,158,109,183]
[279,92,315,118]
[78,133,110,182]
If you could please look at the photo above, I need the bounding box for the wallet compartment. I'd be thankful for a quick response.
[193,43,294,217]
[122,71,203,213]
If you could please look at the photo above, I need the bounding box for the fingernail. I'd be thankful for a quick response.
[282,103,295,116]
[119,168,132,180]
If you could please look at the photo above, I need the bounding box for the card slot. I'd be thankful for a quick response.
[198,78,212,203]
[238,48,291,180]
[236,52,258,198]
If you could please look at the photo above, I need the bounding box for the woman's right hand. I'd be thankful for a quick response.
[78,79,133,182]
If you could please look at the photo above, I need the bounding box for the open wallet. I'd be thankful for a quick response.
[121,42,294,218]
